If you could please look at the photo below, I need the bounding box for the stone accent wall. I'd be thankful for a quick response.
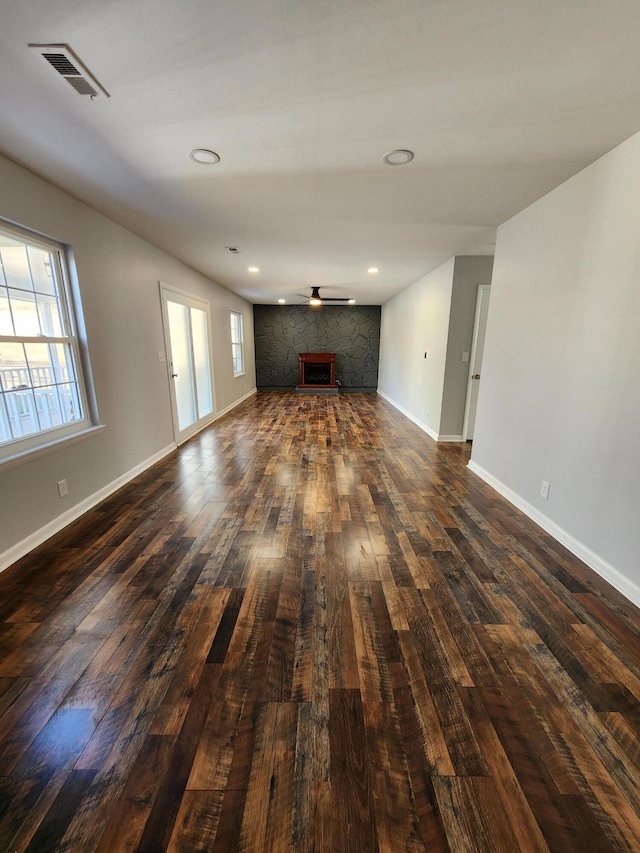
[253,304,381,389]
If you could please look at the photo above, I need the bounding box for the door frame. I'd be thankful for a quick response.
[159,282,216,445]
[462,283,491,442]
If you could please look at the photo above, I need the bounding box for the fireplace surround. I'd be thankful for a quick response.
[297,352,337,392]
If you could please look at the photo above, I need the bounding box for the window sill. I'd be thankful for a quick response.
[0,424,105,474]
[233,371,246,378]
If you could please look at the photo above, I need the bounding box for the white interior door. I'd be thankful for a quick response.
[160,285,214,444]
[463,284,491,441]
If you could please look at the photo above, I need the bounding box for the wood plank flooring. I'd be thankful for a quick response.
[1,391,640,851]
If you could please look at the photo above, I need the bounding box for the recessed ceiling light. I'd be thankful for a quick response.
[348,299,356,305]
[382,149,414,166]
[278,299,286,304]
[367,267,379,274]
[248,266,260,273]
[189,148,220,165]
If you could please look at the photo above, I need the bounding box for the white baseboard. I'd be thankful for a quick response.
[0,443,177,574]
[1,390,259,574]
[377,391,439,441]
[468,460,640,609]
[214,387,257,420]
[377,392,466,444]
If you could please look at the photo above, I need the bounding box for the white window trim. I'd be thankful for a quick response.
[0,423,105,474]
[0,219,100,467]
[230,310,245,377]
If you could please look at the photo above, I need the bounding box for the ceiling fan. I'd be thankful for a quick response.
[298,286,355,305]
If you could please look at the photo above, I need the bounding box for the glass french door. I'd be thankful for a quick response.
[160,285,214,444]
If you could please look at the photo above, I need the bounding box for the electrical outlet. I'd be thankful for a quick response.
[57,479,69,498]
[540,480,550,500]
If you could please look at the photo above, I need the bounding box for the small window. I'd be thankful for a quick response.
[0,221,94,461]
[230,310,244,376]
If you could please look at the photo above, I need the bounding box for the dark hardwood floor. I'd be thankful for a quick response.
[1,391,640,851]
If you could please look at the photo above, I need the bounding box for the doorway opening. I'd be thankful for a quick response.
[462,284,491,442]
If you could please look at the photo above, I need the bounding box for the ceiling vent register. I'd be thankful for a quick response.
[28,43,110,99]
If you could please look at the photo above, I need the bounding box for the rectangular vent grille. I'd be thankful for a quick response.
[67,77,99,97]
[42,53,80,75]
[28,43,110,99]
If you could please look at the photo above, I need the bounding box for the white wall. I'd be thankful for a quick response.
[378,256,493,440]
[378,258,455,438]
[470,130,640,605]
[0,154,256,567]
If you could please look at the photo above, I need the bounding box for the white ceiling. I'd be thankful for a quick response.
[2,0,640,305]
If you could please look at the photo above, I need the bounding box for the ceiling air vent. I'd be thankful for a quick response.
[28,43,110,99]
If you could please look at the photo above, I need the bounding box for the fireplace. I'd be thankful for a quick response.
[297,352,337,391]
[304,362,331,384]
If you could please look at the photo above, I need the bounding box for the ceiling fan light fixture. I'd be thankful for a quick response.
[382,149,414,166]
[304,286,354,305]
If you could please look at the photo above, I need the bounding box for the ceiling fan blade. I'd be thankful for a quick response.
[293,287,355,302]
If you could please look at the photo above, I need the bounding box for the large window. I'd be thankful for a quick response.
[0,222,92,461]
[230,310,244,376]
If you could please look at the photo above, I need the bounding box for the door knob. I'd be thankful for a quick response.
[171,373,178,378]
[472,374,480,379]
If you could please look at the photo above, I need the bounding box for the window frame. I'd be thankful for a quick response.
[230,310,245,377]
[0,219,99,468]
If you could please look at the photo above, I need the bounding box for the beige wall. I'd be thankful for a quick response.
[378,258,455,438]
[0,154,256,566]
[378,255,493,440]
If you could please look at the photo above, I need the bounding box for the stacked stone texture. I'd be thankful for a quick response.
[254,305,381,389]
